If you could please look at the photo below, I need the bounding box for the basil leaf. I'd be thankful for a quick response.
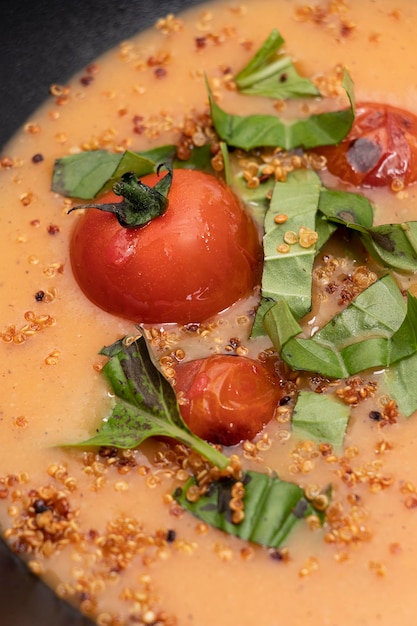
[235,29,319,99]
[235,28,285,84]
[315,212,338,251]
[103,151,157,194]
[252,179,376,336]
[321,206,417,273]
[174,470,314,548]
[68,335,230,469]
[292,390,350,448]
[52,145,215,200]
[250,297,276,338]
[261,297,301,350]
[385,352,417,417]
[173,144,215,173]
[209,69,355,151]
[52,150,155,199]
[262,169,322,319]
[315,188,374,250]
[318,188,374,228]
[232,172,273,229]
[265,275,417,378]
[138,144,177,163]
[359,222,417,273]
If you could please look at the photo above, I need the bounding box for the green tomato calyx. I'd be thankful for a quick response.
[69,163,173,228]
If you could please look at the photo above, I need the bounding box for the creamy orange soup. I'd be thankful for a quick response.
[2,1,417,625]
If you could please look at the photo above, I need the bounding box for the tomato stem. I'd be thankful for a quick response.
[69,163,173,228]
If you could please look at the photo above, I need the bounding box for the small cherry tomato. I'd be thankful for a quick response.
[70,169,262,325]
[317,102,417,188]
[175,354,283,446]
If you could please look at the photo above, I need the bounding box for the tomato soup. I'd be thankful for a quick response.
[2,1,417,625]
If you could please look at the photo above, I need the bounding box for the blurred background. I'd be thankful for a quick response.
[1,0,204,149]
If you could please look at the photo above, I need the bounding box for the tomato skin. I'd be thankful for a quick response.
[318,103,417,188]
[70,169,262,324]
[175,355,283,446]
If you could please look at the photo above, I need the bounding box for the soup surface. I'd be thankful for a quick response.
[2,1,417,625]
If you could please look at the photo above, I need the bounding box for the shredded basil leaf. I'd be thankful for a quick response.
[385,352,417,417]
[231,172,273,229]
[235,29,320,99]
[252,173,376,336]
[52,150,153,200]
[52,146,215,200]
[174,470,317,548]
[322,216,417,273]
[65,334,330,550]
[318,188,374,228]
[292,391,350,448]
[66,335,230,469]
[262,169,322,319]
[264,275,417,378]
[208,69,355,151]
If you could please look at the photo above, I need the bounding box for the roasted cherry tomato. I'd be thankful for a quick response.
[175,354,283,446]
[317,102,417,188]
[70,169,262,324]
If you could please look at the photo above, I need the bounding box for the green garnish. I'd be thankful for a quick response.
[174,470,318,549]
[264,275,417,378]
[68,165,172,228]
[385,352,417,417]
[69,334,230,470]
[261,169,321,320]
[52,150,155,200]
[251,171,376,335]
[66,332,326,549]
[208,68,355,151]
[292,391,349,448]
[53,22,417,552]
[320,215,417,273]
[51,145,214,200]
[234,29,320,99]
[318,187,374,228]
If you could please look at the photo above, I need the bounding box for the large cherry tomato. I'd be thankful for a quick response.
[317,103,417,188]
[175,354,283,446]
[70,169,262,324]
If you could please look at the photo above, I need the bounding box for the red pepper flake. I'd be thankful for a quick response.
[86,63,99,75]
[80,75,94,86]
[369,410,383,422]
[133,115,146,135]
[195,36,207,49]
[0,157,15,169]
[269,547,290,562]
[154,67,167,79]
[47,224,61,235]
[183,323,200,333]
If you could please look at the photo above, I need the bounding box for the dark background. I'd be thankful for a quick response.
[0,1,203,624]
[0,0,204,149]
